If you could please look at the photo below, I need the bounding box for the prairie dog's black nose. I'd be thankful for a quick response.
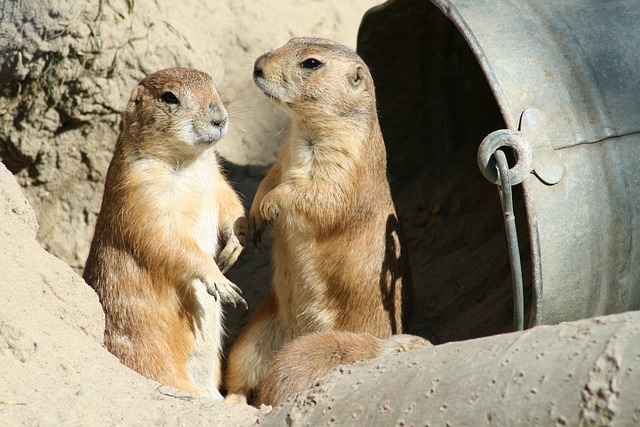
[212,117,227,128]
[209,102,227,128]
[253,51,272,80]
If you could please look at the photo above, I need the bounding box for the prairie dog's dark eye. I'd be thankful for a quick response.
[300,58,323,70]
[161,91,179,104]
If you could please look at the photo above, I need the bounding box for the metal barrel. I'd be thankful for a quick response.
[359,0,640,331]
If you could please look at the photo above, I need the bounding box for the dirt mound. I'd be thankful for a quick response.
[0,163,260,425]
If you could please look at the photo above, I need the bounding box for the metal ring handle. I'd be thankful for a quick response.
[477,129,533,185]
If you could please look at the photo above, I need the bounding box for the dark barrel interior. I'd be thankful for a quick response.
[357,0,531,343]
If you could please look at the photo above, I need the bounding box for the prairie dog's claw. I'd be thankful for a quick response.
[217,234,242,273]
[203,275,247,309]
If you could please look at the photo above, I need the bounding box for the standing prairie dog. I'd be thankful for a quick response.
[257,331,431,406]
[225,37,412,404]
[83,67,247,399]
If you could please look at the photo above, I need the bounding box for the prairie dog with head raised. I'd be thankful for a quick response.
[257,331,430,406]
[225,37,412,404]
[83,67,247,399]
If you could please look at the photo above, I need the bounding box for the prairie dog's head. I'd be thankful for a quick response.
[123,68,228,161]
[253,37,376,118]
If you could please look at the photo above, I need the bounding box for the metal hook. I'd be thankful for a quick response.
[477,128,531,331]
[477,129,533,186]
[494,150,525,331]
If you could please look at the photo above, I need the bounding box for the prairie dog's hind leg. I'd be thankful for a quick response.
[225,292,286,404]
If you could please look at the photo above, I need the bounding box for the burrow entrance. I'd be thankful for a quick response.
[358,0,532,343]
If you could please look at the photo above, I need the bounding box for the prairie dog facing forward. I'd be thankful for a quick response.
[83,68,247,399]
[225,37,412,404]
[257,331,431,406]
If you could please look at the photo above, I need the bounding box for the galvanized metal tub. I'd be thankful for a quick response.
[358,0,640,333]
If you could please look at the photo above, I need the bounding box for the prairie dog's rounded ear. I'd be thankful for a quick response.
[124,85,143,115]
[128,84,144,103]
[123,85,144,124]
[349,64,367,90]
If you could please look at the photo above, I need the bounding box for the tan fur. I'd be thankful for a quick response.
[257,331,430,406]
[225,37,412,404]
[83,68,247,399]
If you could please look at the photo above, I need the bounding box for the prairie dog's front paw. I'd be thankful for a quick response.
[217,217,247,273]
[260,192,282,226]
[217,234,242,274]
[202,272,247,309]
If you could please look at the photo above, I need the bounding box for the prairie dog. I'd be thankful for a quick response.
[257,331,430,406]
[83,68,247,399]
[225,37,412,404]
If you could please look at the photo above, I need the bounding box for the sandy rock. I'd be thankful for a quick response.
[260,311,640,426]
[0,163,258,425]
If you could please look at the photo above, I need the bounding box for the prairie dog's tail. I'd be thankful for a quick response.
[256,331,431,406]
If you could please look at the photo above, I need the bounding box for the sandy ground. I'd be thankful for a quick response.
[0,163,261,425]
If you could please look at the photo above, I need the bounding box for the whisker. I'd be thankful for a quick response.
[274,123,287,136]
[205,60,226,86]
[288,12,299,40]
[228,115,261,123]
[233,126,250,134]
[226,104,262,115]
[223,90,257,106]
[227,102,261,112]
[228,113,261,121]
